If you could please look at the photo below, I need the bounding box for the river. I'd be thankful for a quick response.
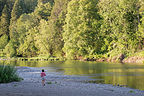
[0,60,144,90]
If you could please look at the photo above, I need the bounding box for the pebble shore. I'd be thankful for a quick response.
[0,67,144,96]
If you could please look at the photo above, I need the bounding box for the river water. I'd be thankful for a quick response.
[0,60,144,90]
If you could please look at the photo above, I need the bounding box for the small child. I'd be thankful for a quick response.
[41,69,46,86]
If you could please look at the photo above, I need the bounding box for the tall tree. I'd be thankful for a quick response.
[0,5,10,36]
[63,0,102,59]
[0,5,9,49]
[137,0,144,49]
[34,20,52,56]
[98,0,139,56]
[18,28,38,57]
[9,0,26,39]
[6,0,27,57]
[34,1,53,56]
[49,0,71,56]
[36,0,71,57]
[16,13,39,57]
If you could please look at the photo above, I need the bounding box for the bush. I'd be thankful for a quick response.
[0,65,22,83]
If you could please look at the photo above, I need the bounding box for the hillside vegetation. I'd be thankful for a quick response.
[0,0,144,62]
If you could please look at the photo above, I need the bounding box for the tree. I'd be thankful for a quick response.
[34,2,52,20]
[34,20,52,56]
[7,0,27,57]
[0,5,10,36]
[16,13,39,57]
[0,5,10,49]
[137,0,144,49]
[63,0,102,59]
[98,0,139,57]
[34,0,71,57]
[9,0,26,39]
[43,0,71,57]
[18,28,38,57]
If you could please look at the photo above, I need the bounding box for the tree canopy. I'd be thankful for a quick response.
[0,0,144,59]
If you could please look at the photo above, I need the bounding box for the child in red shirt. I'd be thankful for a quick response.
[41,69,46,86]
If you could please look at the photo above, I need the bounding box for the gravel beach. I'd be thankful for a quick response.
[0,67,144,96]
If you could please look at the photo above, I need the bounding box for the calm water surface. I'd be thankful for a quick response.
[0,60,144,90]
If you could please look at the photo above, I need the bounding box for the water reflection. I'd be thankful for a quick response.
[0,60,144,90]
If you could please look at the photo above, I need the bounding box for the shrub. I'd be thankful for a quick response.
[0,65,22,83]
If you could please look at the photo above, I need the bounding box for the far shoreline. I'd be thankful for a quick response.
[1,55,144,64]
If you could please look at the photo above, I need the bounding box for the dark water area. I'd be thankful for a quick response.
[0,60,144,90]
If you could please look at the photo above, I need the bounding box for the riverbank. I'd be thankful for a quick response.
[87,55,144,64]
[0,67,144,96]
[1,53,144,64]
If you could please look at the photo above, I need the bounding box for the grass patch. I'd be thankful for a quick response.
[129,90,135,93]
[47,81,52,84]
[0,65,22,83]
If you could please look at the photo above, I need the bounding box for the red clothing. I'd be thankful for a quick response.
[41,72,46,77]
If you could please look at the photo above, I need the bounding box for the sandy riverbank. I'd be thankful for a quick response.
[0,67,144,96]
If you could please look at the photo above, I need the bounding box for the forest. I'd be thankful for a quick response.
[0,0,144,61]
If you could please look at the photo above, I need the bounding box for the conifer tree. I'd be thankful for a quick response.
[63,0,102,59]
[35,2,52,20]
[98,0,139,56]
[44,0,71,57]
[6,0,26,57]
[137,0,144,49]
[9,0,26,39]
[0,5,10,36]
[0,5,9,49]
[16,13,39,57]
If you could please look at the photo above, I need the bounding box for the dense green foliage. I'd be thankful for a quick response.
[0,0,144,60]
[98,0,139,57]
[63,0,102,59]
[0,65,22,83]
